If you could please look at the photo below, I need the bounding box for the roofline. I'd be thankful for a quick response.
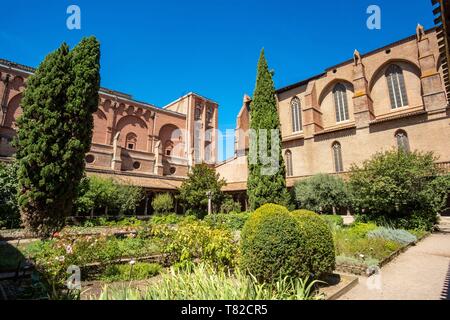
[275,27,438,94]
[0,58,187,118]
[163,92,219,109]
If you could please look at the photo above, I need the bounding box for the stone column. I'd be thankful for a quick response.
[416,24,448,112]
[352,50,375,128]
[0,73,11,127]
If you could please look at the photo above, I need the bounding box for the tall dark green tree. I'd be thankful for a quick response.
[16,37,100,237]
[247,49,290,210]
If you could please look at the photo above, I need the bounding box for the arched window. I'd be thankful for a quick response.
[332,142,344,173]
[195,104,202,121]
[125,133,137,150]
[285,150,293,177]
[386,65,409,109]
[206,106,214,123]
[290,97,302,133]
[395,130,410,153]
[333,83,350,123]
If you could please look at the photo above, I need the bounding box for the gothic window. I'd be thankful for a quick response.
[333,83,350,123]
[126,133,137,150]
[285,150,293,177]
[332,142,344,173]
[290,97,302,133]
[395,130,410,153]
[386,64,409,109]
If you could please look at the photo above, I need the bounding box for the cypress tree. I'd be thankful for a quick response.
[16,38,100,237]
[247,49,290,210]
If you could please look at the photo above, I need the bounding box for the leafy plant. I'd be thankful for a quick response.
[151,193,174,215]
[293,174,350,213]
[204,212,251,230]
[98,263,323,300]
[322,215,344,230]
[0,161,20,229]
[178,164,226,219]
[100,262,162,282]
[220,197,242,214]
[349,149,447,231]
[152,220,238,269]
[367,227,417,245]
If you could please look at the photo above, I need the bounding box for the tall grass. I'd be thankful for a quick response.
[97,264,323,300]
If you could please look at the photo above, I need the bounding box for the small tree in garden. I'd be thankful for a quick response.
[247,49,290,210]
[349,149,448,230]
[75,176,144,216]
[293,174,350,213]
[0,161,20,228]
[178,164,226,218]
[220,197,242,214]
[152,193,174,215]
[16,37,100,237]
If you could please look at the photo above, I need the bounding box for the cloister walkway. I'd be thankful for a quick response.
[339,217,450,300]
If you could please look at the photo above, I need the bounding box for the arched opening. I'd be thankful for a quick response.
[332,142,344,173]
[395,130,410,153]
[290,97,302,133]
[333,83,350,122]
[285,150,293,177]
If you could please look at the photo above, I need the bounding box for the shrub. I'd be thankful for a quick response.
[98,263,322,300]
[152,220,238,269]
[204,212,251,230]
[0,161,20,229]
[149,214,197,225]
[291,210,336,278]
[347,223,378,238]
[293,174,350,213]
[367,227,417,245]
[178,164,226,218]
[75,176,144,216]
[322,215,344,229]
[220,197,242,214]
[151,193,174,215]
[349,149,447,231]
[240,204,313,283]
[100,262,162,282]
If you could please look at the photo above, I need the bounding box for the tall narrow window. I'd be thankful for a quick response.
[395,130,410,153]
[290,97,302,133]
[195,104,202,120]
[333,83,350,123]
[285,150,293,177]
[206,106,214,124]
[386,65,408,109]
[332,142,344,173]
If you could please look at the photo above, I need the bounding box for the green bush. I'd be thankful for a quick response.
[0,161,20,229]
[151,193,174,215]
[293,174,350,213]
[349,150,448,231]
[100,262,162,282]
[152,220,237,270]
[149,214,197,225]
[204,212,251,230]
[347,223,378,238]
[240,204,311,283]
[291,210,336,278]
[322,215,344,229]
[220,197,242,214]
[75,176,144,216]
[367,227,417,245]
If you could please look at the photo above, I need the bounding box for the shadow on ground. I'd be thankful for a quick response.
[441,262,450,300]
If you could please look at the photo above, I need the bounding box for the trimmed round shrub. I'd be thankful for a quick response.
[240,204,308,282]
[291,210,336,278]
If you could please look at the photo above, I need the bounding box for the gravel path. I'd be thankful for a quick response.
[339,217,450,300]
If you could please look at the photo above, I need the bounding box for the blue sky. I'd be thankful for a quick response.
[0,0,436,160]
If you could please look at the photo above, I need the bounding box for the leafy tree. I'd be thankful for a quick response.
[152,193,174,215]
[293,174,350,213]
[349,149,448,230]
[75,176,144,216]
[178,164,226,218]
[0,161,20,228]
[220,197,242,214]
[247,49,289,210]
[16,37,100,237]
